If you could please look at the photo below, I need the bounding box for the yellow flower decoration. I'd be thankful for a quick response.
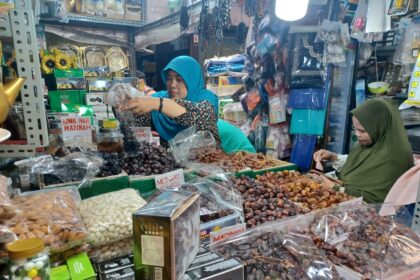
[55,53,71,70]
[41,54,56,74]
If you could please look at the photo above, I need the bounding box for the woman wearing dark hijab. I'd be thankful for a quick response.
[121,56,220,146]
[314,99,414,203]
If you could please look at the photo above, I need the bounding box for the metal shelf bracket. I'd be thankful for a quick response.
[0,0,49,158]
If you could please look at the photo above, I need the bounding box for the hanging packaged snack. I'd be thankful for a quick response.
[350,0,368,41]
[78,189,147,247]
[266,123,291,160]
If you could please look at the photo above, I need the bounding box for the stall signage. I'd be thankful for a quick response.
[154,169,185,190]
[209,223,246,244]
[130,126,151,142]
[61,116,92,139]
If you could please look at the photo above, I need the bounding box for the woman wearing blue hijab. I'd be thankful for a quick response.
[121,56,220,145]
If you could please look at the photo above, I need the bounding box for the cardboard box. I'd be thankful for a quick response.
[57,77,86,90]
[86,92,106,105]
[84,66,110,77]
[182,258,244,280]
[133,191,200,280]
[113,77,139,88]
[48,90,87,112]
[98,267,135,280]
[87,79,113,92]
[67,252,96,280]
[95,255,134,273]
[51,265,71,280]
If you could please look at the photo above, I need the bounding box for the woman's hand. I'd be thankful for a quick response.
[313,149,338,162]
[120,97,159,115]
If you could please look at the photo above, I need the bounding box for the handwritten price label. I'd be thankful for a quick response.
[154,169,185,190]
[130,126,151,142]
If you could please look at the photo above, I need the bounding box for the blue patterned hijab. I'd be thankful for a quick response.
[151,56,218,141]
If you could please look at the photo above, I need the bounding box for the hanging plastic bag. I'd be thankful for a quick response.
[393,18,420,65]
[287,88,328,110]
[266,123,291,159]
[350,0,368,41]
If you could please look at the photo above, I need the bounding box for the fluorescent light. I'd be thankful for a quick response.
[275,0,309,21]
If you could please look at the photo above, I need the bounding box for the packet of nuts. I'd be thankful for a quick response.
[133,190,200,280]
[78,189,147,248]
[3,186,88,253]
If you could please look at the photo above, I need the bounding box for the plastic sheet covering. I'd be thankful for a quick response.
[169,127,218,165]
[204,55,246,76]
[14,154,102,188]
[290,134,318,172]
[0,187,88,254]
[45,25,128,47]
[288,88,328,110]
[211,204,420,280]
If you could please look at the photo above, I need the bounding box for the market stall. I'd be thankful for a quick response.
[0,0,419,279]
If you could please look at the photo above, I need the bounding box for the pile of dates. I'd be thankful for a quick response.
[181,183,234,223]
[121,141,181,176]
[256,171,353,211]
[214,230,339,280]
[306,206,420,279]
[197,149,288,172]
[232,176,309,228]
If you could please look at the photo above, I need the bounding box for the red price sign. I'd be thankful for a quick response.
[154,169,185,190]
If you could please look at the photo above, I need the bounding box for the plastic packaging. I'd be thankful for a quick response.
[106,83,145,107]
[96,127,124,153]
[29,153,103,188]
[211,219,338,279]
[223,102,247,124]
[290,134,317,171]
[5,187,87,253]
[88,238,133,263]
[288,88,328,110]
[0,175,16,222]
[169,127,218,165]
[78,189,147,247]
[265,124,291,160]
[393,18,420,65]
[7,238,50,280]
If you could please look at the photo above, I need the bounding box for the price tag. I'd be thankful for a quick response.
[61,116,92,140]
[130,127,151,142]
[209,223,246,244]
[154,169,185,190]
[151,137,160,146]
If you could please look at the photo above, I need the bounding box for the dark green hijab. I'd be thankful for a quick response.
[340,99,414,203]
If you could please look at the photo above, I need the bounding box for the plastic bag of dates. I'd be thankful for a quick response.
[169,127,218,165]
[308,204,420,279]
[2,187,88,253]
[210,219,339,280]
[180,178,243,223]
[107,83,144,107]
[28,153,103,188]
[78,189,147,247]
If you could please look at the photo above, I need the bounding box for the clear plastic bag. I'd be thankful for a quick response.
[106,83,145,107]
[266,124,291,160]
[78,189,147,247]
[4,187,87,253]
[0,175,16,222]
[169,127,218,165]
[89,238,133,263]
[211,218,337,280]
[29,153,103,188]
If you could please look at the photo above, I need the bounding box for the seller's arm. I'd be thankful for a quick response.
[120,96,186,118]
[313,149,348,172]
